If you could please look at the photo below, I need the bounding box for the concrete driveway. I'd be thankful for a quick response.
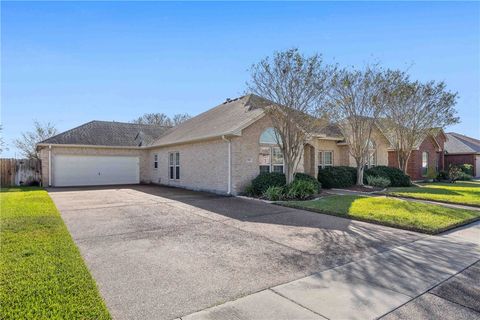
[49,185,423,320]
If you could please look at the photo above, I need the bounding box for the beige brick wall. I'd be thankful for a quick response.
[345,127,390,167]
[147,139,229,194]
[38,146,146,186]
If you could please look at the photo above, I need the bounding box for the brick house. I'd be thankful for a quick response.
[37,94,451,193]
[444,132,480,177]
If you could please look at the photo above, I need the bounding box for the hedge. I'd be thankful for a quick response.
[364,166,411,187]
[318,166,357,189]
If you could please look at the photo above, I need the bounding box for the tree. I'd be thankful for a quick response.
[132,113,191,126]
[247,48,333,184]
[0,125,7,154]
[325,66,389,185]
[14,121,58,159]
[383,73,458,173]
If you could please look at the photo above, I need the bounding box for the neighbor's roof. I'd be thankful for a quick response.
[445,132,480,154]
[39,120,170,147]
[150,94,268,146]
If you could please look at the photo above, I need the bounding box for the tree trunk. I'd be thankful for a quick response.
[285,161,295,185]
[356,165,365,186]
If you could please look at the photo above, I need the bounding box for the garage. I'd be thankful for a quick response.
[53,155,140,187]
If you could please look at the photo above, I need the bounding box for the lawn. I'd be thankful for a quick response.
[385,181,480,207]
[279,195,480,234]
[0,187,110,319]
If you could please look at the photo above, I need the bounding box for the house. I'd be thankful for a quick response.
[444,132,480,177]
[37,94,447,194]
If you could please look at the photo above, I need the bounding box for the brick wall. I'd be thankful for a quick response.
[445,154,476,176]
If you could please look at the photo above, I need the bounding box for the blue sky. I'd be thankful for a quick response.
[2,1,479,157]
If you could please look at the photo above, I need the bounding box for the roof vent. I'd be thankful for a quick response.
[224,98,232,104]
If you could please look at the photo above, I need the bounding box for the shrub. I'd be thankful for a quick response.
[262,186,285,201]
[285,179,317,200]
[243,184,255,197]
[318,166,357,189]
[448,165,463,182]
[458,171,473,181]
[366,175,391,188]
[459,164,474,176]
[364,166,411,187]
[251,172,286,195]
[294,172,321,192]
[426,167,437,180]
[437,170,449,181]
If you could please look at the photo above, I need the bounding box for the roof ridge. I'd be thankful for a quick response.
[91,120,170,128]
[39,120,96,144]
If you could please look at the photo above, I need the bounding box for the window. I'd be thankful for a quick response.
[422,152,429,176]
[153,154,158,169]
[258,128,284,173]
[169,152,180,180]
[318,151,333,170]
[365,140,376,169]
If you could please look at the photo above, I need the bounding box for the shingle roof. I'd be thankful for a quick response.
[39,121,170,147]
[150,94,267,146]
[445,132,480,154]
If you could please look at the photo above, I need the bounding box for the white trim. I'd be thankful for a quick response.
[222,135,232,194]
[48,145,52,187]
[37,143,141,150]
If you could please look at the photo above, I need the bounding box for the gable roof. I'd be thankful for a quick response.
[445,132,480,154]
[39,120,170,147]
[150,94,268,146]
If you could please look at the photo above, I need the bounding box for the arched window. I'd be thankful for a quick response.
[259,128,284,174]
[366,139,376,168]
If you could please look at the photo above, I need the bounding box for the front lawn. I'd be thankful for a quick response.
[385,181,480,207]
[0,187,110,319]
[279,195,480,234]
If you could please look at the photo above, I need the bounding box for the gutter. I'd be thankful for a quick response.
[222,135,232,195]
[48,145,52,187]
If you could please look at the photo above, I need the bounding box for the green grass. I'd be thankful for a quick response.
[0,187,110,319]
[386,181,480,207]
[279,195,480,234]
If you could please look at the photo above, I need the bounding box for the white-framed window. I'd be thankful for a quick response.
[422,152,429,177]
[318,150,333,170]
[365,139,376,169]
[169,152,180,180]
[259,128,284,174]
[153,154,158,169]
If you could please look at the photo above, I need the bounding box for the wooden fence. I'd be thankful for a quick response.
[0,158,42,187]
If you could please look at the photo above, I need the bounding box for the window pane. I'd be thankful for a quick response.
[259,127,282,145]
[175,152,180,165]
[272,147,283,165]
[318,152,323,165]
[169,166,174,179]
[154,154,158,161]
[169,153,174,165]
[273,165,283,173]
[259,165,270,174]
[154,162,158,169]
[259,147,271,165]
[324,151,333,165]
[176,166,180,180]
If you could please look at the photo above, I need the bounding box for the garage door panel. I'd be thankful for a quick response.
[53,155,139,186]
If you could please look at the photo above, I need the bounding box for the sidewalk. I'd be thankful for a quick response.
[180,221,479,320]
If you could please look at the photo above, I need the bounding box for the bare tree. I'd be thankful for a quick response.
[383,73,459,173]
[325,66,388,185]
[247,48,332,184]
[172,113,191,126]
[132,113,191,126]
[0,125,7,154]
[14,121,58,159]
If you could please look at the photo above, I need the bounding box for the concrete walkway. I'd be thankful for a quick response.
[181,221,480,320]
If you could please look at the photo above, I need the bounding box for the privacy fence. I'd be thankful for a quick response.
[0,158,42,187]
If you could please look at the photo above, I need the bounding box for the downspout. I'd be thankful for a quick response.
[222,135,231,195]
[48,145,52,187]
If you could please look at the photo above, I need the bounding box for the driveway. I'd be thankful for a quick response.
[49,185,423,320]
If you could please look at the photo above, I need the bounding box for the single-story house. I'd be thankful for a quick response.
[37,94,447,194]
[444,132,480,177]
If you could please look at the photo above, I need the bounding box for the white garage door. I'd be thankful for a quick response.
[53,155,140,187]
[476,155,480,178]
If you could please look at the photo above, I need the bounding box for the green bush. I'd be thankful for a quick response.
[285,179,317,200]
[426,167,437,180]
[459,164,474,176]
[437,170,449,181]
[243,184,255,197]
[262,186,285,201]
[364,166,411,187]
[317,166,357,189]
[366,175,391,188]
[294,172,322,192]
[251,172,286,195]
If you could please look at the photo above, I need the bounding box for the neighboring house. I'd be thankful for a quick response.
[37,94,448,194]
[444,132,480,177]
